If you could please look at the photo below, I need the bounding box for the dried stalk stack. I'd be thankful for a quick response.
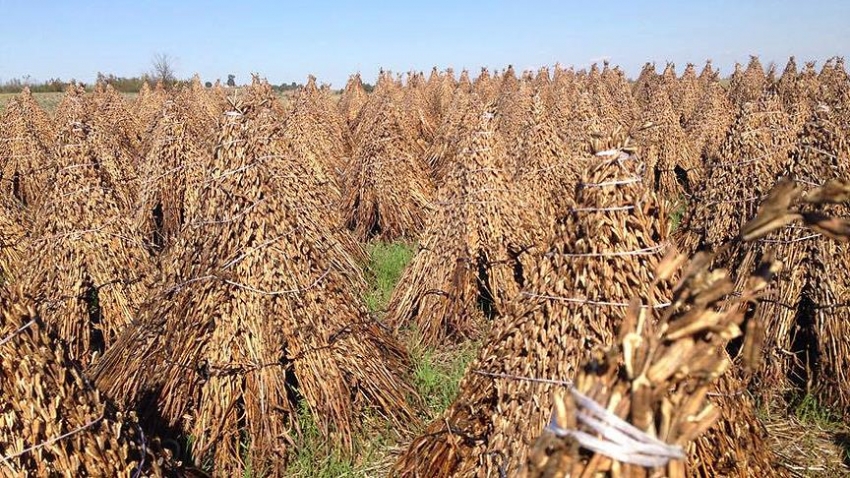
[680,94,795,254]
[0,194,29,283]
[596,62,638,129]
[632,85,699,201]
[684,82,735,166]
[386,101,542,347]
[393,132,671,477]
[90,82,145,160]
[757,106,850,412]
[510,91,580,220]
[728,56,768,107]
[818,56,849,108]
[522,174,850,476]
[423,67,457,127]
[19,115,153,367]
[0,94,52,207]
[400,72,437,148]
[338,73,368,129]
[673,63,702,127]
[423,88,475,182]
[697,60,720,90]
[242,75,289,121]
[0,287,168,477]
[494,66,530,146]
[93,103,416,476]
[53,83,89,130]
[282,75,348,192]
[133,81,167,133]
[522,242,785,477]
[135,95,210,251]
[473,68,497,100]
[342,93,434,241]
[631,62,659,108]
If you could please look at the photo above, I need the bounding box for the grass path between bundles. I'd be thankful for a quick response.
[284,240,480,477]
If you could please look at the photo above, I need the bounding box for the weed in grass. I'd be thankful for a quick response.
[364,241,415,315]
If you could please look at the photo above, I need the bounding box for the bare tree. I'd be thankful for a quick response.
[151,53,176,85]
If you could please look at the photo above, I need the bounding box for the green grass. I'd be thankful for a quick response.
[668,197,688,233]
[364,241,415,315]
[792,393,845,432]
[284,402,397,478]
[410,341,479,417]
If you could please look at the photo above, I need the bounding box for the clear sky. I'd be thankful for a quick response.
[1,0,848,87]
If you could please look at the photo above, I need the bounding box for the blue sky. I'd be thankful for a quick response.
[1,0,847,87]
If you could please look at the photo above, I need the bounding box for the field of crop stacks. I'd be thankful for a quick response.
[0,57,849,477]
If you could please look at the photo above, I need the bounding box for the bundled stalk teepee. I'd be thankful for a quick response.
[283,75,349,179]
[510,90,580,220]
[0,91,53,207]
[280,76,347,203]
[749,105,850,413]
[728,56,768,107]
[680,93,796,254]
[135,95,211,250]
[684,81,735,166]
[522,242,785,477]
[522,177,850,477]
[393,131,671,477]
[93,101,417,476]
[19,113,153,367]
[632,85,699,201]
[0,194,29,283]
[341,92,434,241]
[338,73,369,129]
[386,101,543,347]
[0,287,169,476]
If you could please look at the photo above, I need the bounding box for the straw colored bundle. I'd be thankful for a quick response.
[596,63,639,129]
[522,245,784,477]
[522,173,850,476]
[632,86,699,201]
[684,82,735,165]
[392,133,671,477]
[817,57,849,106]
[90,82,145,159]
[423,67,457,127]
[53,83,89,129]
[631,63,659,108]
[281,76,347,194]
[386,101,543,347]
[757,106,850,412]
[510,91,581,220]
[0,287,168,477]
[423,88,475,182]
[133,81,168,134]
[135,95,210,250]
[93,104,416,476]
[0,194,29,284]
[697,60,720,90]
[400,73,438,147]
[672,63,702,126]
[342,93,434,241]
[19,117,153,367]
[0,94,52,207]
[728,56,768,107]
[680,94,795,254]
[338,73,369,129]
